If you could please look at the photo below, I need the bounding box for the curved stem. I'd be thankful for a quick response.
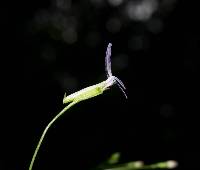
[29,101,78,170]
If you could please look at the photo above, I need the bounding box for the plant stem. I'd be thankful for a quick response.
[29,101,78,170]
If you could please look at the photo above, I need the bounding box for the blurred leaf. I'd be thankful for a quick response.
[107,152,121,165]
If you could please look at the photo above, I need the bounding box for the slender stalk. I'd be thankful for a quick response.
[29,101,78,170]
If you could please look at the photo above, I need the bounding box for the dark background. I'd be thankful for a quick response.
[1,0,200,170]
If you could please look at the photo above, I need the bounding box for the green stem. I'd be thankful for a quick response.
[29,101,78,170]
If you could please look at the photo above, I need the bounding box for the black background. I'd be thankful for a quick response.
[1,0,200,170]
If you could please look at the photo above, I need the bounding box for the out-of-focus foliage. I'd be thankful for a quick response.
[96,152,178,170]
